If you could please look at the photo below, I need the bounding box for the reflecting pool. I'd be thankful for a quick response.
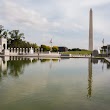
[0,57,110,110]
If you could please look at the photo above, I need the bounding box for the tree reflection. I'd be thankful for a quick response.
[107,63,110,69]
[40,59,50,63]
[52,59,58,62]
[0,57,38,78]
[0,57,59,78]
[0,66,2,81]
[7,60,30,77]
[40,59,59,63]
[32,59,38,63]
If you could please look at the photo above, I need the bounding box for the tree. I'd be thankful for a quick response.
[72,48,81,51]
[0,25,8,38]
[46,46,51,51]
[101,46,107,51]
[8,30,25,48]
[9,30,25,40]
[40,45,51,51]
[52,46,58,52]
[31,43,38,48]
[0,25,38,49]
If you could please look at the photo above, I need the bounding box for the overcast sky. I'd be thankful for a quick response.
[0,0,110,49]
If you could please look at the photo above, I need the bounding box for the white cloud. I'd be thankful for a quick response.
[0,0,110,49]
[1,1,48,30]
[82,0,110,7]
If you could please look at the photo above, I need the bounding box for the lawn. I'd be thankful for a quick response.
[61,51,92,55]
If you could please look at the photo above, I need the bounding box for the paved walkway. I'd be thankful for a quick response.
[105,58,110,63]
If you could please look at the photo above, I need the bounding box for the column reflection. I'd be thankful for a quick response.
[87,58,93,98]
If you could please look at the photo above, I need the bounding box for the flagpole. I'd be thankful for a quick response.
[51,42,52,52]
[50,38,52,52]
[102,38,104,54]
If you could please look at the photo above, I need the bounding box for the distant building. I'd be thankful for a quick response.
[58,47,68,52]
[101,45,110,55]
[107,45,110,55]
[92,50,99,57]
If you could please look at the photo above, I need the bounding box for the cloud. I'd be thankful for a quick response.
[82,0,110,7]
[0,1,49,30]
[0,0,110,49]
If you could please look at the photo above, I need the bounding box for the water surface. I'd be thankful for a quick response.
[0,57,110,110]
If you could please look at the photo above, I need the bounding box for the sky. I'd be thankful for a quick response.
[0,0,110,49]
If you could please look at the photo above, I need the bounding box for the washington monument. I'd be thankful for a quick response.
[89,8,93,51]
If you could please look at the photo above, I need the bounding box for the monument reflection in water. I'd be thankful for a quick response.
[87,58,93,98]
[0,57,110,110]
[0,57,110,89]
[0,57,110,81]
[0,57,110,79]
[87,58,110,98]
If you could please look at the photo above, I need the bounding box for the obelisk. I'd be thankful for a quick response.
[89,8,93,51]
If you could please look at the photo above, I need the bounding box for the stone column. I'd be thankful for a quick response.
[20,48,22,53]
[14,48,16,53]
[11,48,13,52]
[8,48,11,52]
[17,48,19,53]
[23,48,25,53]
[26,48,28,53]
[89,8,93,51]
